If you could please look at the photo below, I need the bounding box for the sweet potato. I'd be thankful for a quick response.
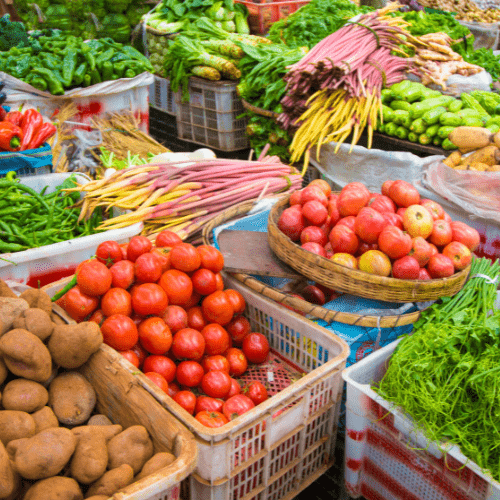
[31,406,59,434]
[85,464,134,498]
[135,452,176,481]
[449,126,493,153]
[13,308,54,341]
[442,150,462,168]
[19,289,52,316]
[0,298,29,336]
[70,433,108,485]
[0,411,36,445]
[2,379,49,413]
[0,440,17,499]
[23,476,83,500]
[467,161,490,171]
[0,329,52,382]
[458,145,500,169]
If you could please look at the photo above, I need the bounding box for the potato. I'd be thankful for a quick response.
[72,425,122,442]
[0,439,17,498]
[70,433,108,485]
[48,323,102,369]
[6,438,26,461]
[85,464,134,498]
[49,372,96,426]
[0,411,36,445]
[19,289,52,316]
[0,297,29,336]
[87,414,113,426]
[23,476,83,500]
[2,379,49,413]
[0,357,7,385]
[13,308,54,341]
[135,452,176,481]
[0,329,52,383]
[85,497,108,500]
[31,406,59,434]
[13,427,77,480]
[0,279,17,299]
[107,426,154,475]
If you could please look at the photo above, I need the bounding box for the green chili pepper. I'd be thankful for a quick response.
[96,48,115,69]
[32,68,64,95]
[101,61,113,82]
[90,67,102,85]
[120,45,153,71]
[72,62,87,86]
[62,48,78,87]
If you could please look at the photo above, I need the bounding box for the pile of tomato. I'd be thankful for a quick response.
[56,232,271,428]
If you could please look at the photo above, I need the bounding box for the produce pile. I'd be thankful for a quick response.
[278,178,479,280]
[417,0,500,23]
[53,235,276,428]
[0,281,178,498]
[376,256,500,481]
[0,32,153,95]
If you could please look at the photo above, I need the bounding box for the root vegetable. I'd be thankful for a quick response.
[135,452,176,481]
[70,433,108,485]
[23,476,83,500]
[19,289,52,316]
[13,308,54,341]
[0,440,17,499]
[71,425,122,442]
[449,127,493,152]
[87,415,113,426]
[0,358,6,385]
[0,297,29,336]
[2,379,48,413]
[459,145,500,168]
[31,406,59,434]
[0,411,36,445]
[0,280,16,299]
[86,464,134,497]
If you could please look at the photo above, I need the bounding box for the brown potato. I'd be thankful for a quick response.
[107,426,154,475]
[49,372,96,426]
[72,425,122,442]
[2,379,49,413]
[0,439,17,498]
[85,464,134,498]
[13,308,54,341]
[0,411,36,445]
[13,427,77,480]
[6,438,26,461]
[31,406,59,434]
[135,452,176,481]
[0,297,29,336]
[85,497,108,500]
[48,323,102,369]
[87,414,113,426]
[23,476,83,500]
[0,279,17,299]
[19,289,52,316]
[0,357,7,385]
[70,433,108,485]
[0,329,52,383]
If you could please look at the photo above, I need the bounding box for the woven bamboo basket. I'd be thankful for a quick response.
[241,99,279,119]
[268,195,471,303]
[201,198,421,327]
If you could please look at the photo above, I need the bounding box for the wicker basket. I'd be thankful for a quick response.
[202,198,421,327]
[268,195,471,303]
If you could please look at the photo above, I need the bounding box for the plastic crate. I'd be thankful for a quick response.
[175,77,249,152]
[235,0,310,34]
[0,142,52,177]
[342,340,500,500]
[128,273,349,499]
[149,75,178,115]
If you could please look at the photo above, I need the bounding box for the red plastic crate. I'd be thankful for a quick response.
[235,0,310,34]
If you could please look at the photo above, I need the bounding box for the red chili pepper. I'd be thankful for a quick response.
[0,106,6,121]
[20,109,43,151]
[29,122,57,150]
[4,111,23,127]
[0,122,23,152]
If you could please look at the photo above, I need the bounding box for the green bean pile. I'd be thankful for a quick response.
[0,173,103,254]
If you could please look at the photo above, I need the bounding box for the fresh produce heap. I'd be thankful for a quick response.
[65,156,302,240]
[0,107,56,152]
[0,281,178,498]
[278,178,480,280]
[376,256,500,481]
[417,0,500,23]
[0,14,31,52]
[53,235,274,428]
[399,10,470,41]
[457,47,500,83]
[0,173,104,254]
[0,31,153,95]
[379,81,500,149]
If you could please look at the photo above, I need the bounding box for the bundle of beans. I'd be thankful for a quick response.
[67,153,301,240]
[278,2,416,170]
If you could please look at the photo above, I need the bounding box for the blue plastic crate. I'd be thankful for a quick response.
[0,143,53,178]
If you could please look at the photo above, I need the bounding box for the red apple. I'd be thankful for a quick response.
[327,198,341,226]
[388,180,421,208]
[302,242,327,257]
[369,195,396,214]
[358,250,392,277]
[302,200,328,226]
[427,254,455,279]
[418,268,431,280]
[442,211,452,223]
[337,183,371,217]
[278,207,306,241]
[392,256,420,280]
[381,180,394,197]
[329,225,359,255]
[314,283,338,302]
[330,252,358,269]
[403,205,433,239]
[397,207,407,218]
[335,215,356,232]
[442,241,472,271]
[300,226,328,247]
[429,243,439,257]
[378,225,412,260]
[429,219,452,247]
[309,179,331,198]
[301,185,328,206]
[354,207,387,243]
[301,284,326,305]
[450,221,480,252]
[420,199,444,221]
[289,190,302,206]
[382,212,403,230]
[408,236,432,267]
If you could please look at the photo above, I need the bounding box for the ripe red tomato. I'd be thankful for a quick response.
[244,381,268,405]
[159,270,193,307]
[167,381,181,398]
[131,283,169,317]
[197,245,224,274]
[134,252,163,283]
[118,349,140,368]
[329,225,359,255]
[151,248,171,273]
[302,200,328,226]
[101,288,132,317]
[225,378,241,400]
[388,180,420,208]
[101,314,139,351]
[368,195,396,214]
[130,342,148,368]
[143,355,176,382]
[162,305,188,333]
[138,317,172,354]
[202,291,234,326]
[224,289,245,315]
[195,396,224,414]
[195,410,228,428]
[62,285,99,322]
[214,273,224,291]
[309,179,331,198]
[187,306,206,331]
[169,243,201,273]
[225,347,248,376]
[242,333,269,364]
[88,309,105,326]
[278,207,306,242]
[127,235,153,263]
[176,360,205,387]
[378,225,412,260]
[76,260,112,297]
[301,185,328,206]
[171,328,206,361]
[192,268,217,296]
[184,291,202,309]
[337,183,371,217]
[201,324,231,356]
[173,390,197,414]
[222,394,255,421]
[109,260,135,289]
[354,207,387,244]
[202,355,230,373]
[201,370,231,399]
[96,240,123,268]
[144,372,168,393]
[226,316,251,345]
[155,230,183,248]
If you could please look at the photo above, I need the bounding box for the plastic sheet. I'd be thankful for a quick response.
[408,70,493,96]
[459,19,500,50]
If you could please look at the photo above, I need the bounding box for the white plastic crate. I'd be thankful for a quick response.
[149,75,177,115]
[342,339,500,500]
[127,273,349,499]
